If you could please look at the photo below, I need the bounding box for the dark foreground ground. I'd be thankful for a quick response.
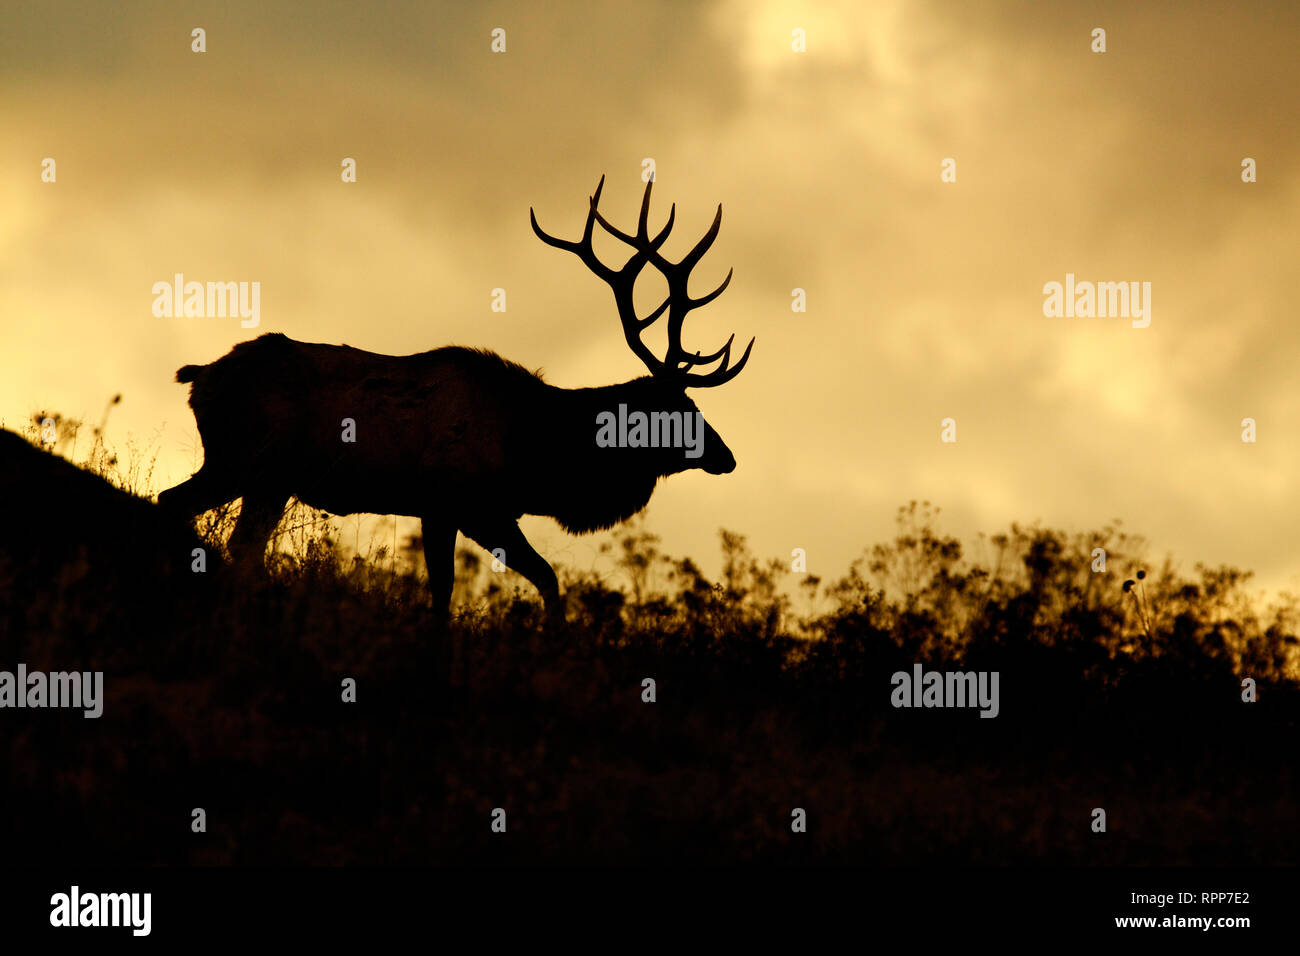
[1,429,1296,865]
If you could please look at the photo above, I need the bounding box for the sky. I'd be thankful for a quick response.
[2,0,1298,598]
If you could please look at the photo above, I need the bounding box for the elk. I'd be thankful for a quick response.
[157,176,754,620]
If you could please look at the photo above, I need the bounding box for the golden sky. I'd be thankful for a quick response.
[2,0,1298,595]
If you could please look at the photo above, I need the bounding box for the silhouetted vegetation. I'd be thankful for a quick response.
[1,428,1296,865]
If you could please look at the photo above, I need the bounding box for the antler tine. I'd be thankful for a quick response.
[531,175,671,375]
[688,266,732,310]
[678,331,736,370]
[604,194,677,331]
[580,174,606,245]
[529,177,617,280]
[631,179,680,250]
[642,201,752,387]
[677,203,723,273]
[528,207,567,249]
[532,177,753,386]
[678,334,756,387]
[637,178,653,240]
[590,197,676,257]
[640,296,671,328]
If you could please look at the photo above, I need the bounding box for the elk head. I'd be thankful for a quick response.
[530,176,754,477]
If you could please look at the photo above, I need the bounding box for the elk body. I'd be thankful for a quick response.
[158,177,754,619]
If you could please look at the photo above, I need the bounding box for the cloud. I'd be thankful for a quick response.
[2,0,1297,596]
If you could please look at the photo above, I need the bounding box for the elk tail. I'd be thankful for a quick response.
[175,364,205,383]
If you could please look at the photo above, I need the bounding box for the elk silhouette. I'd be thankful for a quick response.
[157,176,754,620]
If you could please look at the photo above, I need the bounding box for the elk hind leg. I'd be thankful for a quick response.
[228,494,289,567]
[157,465,238,518]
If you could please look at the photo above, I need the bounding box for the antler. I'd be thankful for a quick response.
[530,175,754,387]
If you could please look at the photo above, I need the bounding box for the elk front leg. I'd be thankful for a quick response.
[420,518,457,618]
[459,517,562,622]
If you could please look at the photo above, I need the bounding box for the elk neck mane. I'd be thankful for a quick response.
[421,354,670,534]
[538,377,687,535]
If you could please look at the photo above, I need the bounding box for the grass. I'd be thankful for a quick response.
[1,417,1296,865]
